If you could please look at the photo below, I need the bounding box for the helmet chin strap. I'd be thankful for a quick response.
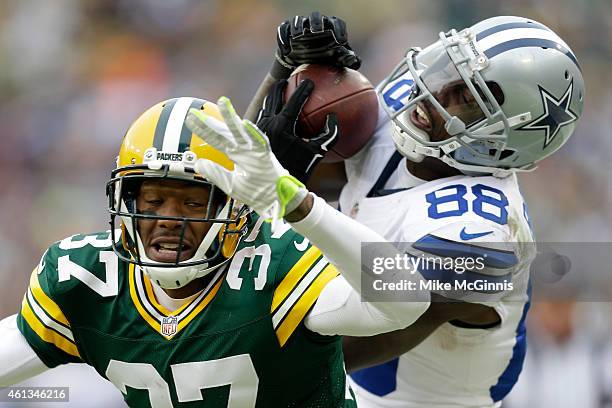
[391,124,427,163]
[142,256,231,289]
[121,200,234,289]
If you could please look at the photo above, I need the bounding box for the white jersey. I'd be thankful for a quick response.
[342,103,535,407]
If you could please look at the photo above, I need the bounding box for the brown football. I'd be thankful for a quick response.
[284,64,378,162]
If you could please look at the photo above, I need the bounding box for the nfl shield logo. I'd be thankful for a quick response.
[161,316,178,337]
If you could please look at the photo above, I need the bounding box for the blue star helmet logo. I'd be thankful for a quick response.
[518,81,578,149]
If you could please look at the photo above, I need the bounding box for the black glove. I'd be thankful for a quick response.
[256,79,339,184]
[273,11,361,78]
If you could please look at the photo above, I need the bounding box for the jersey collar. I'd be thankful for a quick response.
[128,264,225,339]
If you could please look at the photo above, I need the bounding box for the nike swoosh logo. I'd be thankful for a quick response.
[460,227,494,240]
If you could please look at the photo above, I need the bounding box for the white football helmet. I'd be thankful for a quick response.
[378,16,584,176]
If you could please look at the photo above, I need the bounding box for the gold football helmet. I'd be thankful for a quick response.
[107,97,248,288]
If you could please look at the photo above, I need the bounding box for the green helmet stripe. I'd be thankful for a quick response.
[178,99,206,152]
[152,98,177,150]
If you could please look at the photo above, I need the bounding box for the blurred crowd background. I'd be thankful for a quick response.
[1,0,611,406]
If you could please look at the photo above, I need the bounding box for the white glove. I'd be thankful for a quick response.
[185,96,308,222]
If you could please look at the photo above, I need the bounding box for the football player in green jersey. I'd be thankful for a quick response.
[0,97,430,407]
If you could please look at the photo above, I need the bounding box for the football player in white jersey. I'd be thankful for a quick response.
[252,13,585,408]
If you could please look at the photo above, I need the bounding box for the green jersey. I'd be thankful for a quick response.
[17,216,357,407]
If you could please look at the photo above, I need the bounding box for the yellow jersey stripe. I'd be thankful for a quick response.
[271,257,328,329]
[27,289,74,341]
[128,264,162,334]
[28,269,70,327]
[275,264,340,347]
[20,295,80,358]
[271,246,322,313]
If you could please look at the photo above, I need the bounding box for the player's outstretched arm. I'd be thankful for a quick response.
[285,194,434,336]
[186,97,430,334]
[244,11,360,121]
[0,314,49,386]
[342,295,501,372]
